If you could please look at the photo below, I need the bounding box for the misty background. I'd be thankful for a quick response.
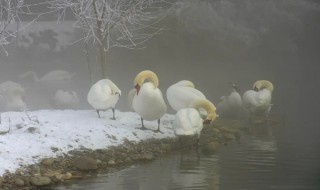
[1,0,320,144]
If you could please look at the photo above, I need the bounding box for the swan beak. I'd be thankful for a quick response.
[203,119,212,125]
[135,84,141,95]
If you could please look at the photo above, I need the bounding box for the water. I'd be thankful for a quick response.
[53,123,320,190]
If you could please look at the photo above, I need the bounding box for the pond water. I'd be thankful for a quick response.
[52,121,320,190]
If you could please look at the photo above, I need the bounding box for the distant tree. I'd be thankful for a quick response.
[50,0,173,80]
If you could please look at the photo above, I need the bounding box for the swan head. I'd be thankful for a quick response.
[134,70,159,95]
[191,99,217,125]
[253,80,274,92]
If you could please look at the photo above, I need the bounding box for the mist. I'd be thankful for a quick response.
[1,0,320,141]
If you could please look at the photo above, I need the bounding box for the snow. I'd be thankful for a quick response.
[0,109,175,175]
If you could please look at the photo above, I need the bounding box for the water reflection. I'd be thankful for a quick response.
[53,121,320,190]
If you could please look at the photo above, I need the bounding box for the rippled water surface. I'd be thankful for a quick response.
[53,123,320,190]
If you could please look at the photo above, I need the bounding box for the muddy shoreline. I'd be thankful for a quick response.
[0,117,282,190]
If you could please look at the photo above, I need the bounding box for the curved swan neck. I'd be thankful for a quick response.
[191,99,217,122]
[177,80,195,88]
[134,70,159,88]
[253,80,274,92]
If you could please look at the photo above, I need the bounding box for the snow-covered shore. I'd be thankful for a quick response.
[0,109,175,175]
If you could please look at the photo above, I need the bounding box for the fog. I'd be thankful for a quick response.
[1,0,320,141]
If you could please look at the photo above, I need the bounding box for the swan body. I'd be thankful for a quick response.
[217,83,243,118]
[173,99,217,148]
[53,89,80,109]
[242,80,274,116]
[132,70,167,132]
[19,70,76,83]
[87,79,121,119]
[167,80,206,112]
[0,81,27,111]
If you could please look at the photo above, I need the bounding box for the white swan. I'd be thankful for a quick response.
[217,82,243,118]
[166,80,206,112]
[19,70,76,83]
[0,81,27,111]
[242,80,274,117]
[132,70,167,132]
[53,89,80,109]
[173,99,217,149]
[87,79,121,119]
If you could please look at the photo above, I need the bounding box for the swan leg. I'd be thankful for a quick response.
[153,119,163,133]
[139,118,149,130]
[96,110,101,118]
[110,108,116,120]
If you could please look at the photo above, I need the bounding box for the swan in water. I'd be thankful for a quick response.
[0,81,27,111]
[217,82,243,118]
[166,80,206,112]
[87,79,121,119]
[19,70,76,83]
[173,99,217,149]
[53,89,80,109]
[132,70,167,132]
[242,80,274,117]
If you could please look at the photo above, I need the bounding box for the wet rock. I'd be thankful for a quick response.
[30,176,51,186]
[14,178,24,186]
[41,158,55,166]
[108,160,116,165]
[223,133,236,140]
[72,157,97,170]
[140,152,155,161]
[0,177,3,186]
[202,141,220,155]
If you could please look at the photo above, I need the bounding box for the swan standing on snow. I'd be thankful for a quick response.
[132,70,167,132]
[87,79,121,119]
[242,80,274,117]
[53,90,80,109]
[166,80,206,112]
[0,81,27,111]
[19,70,76,83]
[173,99,217,149]
[217,82,243,118]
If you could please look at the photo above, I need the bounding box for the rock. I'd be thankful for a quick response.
[202,141,220,155]
[223,133,236,140]
[140,152,155,161]
[14,178,25,186]
[27,127,38,133]
[30,176,51,186]
[41,158,55,166]
[108,160,116,165]
[0,177,4,186]
[72,157,98,170]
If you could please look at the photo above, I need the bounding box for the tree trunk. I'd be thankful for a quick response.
[99,43,107,79]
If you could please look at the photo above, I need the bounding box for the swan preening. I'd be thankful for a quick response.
[132,70,167,132]
[217,82,243,118]
[0,81,27,112]
[173,99,217,149]
[242,80,274,117]
[87,79,121,119]
[53,90,80,109]
[166,80,206,112]
[19,70,76,83]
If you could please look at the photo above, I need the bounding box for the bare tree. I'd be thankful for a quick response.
[50,0,172,80]
[0,0,25,55]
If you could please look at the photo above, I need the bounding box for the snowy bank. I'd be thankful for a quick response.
[0,109,175,175]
